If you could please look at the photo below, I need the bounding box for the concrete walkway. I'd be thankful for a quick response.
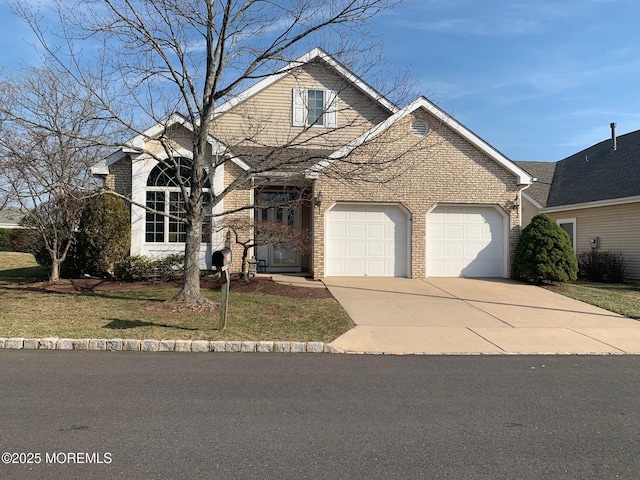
[322,277,640,355]
[264,273,327,289]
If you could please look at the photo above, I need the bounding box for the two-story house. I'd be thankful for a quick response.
[92,48,533,279]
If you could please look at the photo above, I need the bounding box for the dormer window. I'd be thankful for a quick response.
[292,88,337,128]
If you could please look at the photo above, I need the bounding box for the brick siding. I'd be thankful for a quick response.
[222,162,252,272]
[313,111,521,278]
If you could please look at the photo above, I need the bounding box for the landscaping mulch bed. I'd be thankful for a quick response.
[27,275,333,300]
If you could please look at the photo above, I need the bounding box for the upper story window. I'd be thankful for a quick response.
[292,88,337,128]
[307,89,325,126]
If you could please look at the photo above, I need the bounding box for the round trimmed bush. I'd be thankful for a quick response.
[513,214,578,284]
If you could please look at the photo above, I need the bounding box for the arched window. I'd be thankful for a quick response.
[146,157,211,188]
[145,157,212,244]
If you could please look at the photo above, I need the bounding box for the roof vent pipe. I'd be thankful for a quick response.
[610,122,617,151]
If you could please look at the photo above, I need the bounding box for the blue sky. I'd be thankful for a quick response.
[2,0,639,161]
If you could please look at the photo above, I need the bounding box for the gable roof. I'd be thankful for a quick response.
[231,145,333,176]
[91,113,232,176]
[545,129,640,208]
[515,161,556,207]
[311,96,534,185]
[95,48,398,176]
[213,48,398,117]
[0,206,23,228]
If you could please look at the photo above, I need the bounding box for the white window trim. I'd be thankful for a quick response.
[292,88,337,128]
[557,218,577,253]
[145,187,187,245]
[144,187,214,245]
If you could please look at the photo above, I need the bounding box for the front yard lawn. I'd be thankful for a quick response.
[0,253,353,341]
[545,281,640,319]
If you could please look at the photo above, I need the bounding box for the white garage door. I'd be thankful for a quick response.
[427,206,504,277]
[326,204,408,277]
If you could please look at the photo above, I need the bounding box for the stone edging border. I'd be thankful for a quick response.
[0,337,344,354]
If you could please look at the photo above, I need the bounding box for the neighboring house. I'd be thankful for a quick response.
[518,124,640,280]
[93,48,534,279]
[0,207,23,229]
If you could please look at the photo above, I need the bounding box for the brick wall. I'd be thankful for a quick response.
[106,156,133,197]
[313,110,521,278]
[222,161,252,272]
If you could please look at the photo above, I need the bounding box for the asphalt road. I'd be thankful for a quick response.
[1,351,640,479]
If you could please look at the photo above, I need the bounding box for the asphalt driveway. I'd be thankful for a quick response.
[324,277,640,354]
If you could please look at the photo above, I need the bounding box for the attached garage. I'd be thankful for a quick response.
[326,203,409,277]
[427,206,506,277]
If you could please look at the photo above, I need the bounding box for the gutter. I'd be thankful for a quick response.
[542,194,640,213]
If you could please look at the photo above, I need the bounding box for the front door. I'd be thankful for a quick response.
[257,192,302,272]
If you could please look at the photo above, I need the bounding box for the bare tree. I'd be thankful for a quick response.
[10,0,413,304]
[226,217,312,282]
[0,66,108,282]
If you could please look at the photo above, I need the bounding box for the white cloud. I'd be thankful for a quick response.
[399,16,540,36]
[395,0,625,37]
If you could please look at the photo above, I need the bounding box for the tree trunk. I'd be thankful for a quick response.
[50,258,61,283]
[172,219,209,305]
[240,245,250,282]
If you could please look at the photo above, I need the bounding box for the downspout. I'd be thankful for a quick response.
[517,182,534,229]
[249,176,255,261]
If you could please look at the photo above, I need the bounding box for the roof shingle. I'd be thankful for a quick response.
[547,129,640,207]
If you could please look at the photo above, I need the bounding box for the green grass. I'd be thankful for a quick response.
[548,281,640,319]
[0,253,353,341]
[0,252,48,284]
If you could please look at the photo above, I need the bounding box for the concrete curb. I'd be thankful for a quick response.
[0,337,344,354]
[0,337,632,355]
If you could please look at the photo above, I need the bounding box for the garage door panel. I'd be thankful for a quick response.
[328,223,346,239]
[369,224,386,239]
[446,225,464,240]
[428,206,504,278]
[368,242,386,257]
[368,210,387,221]
[429,261,445,275]
[330,210,347,221]
[481,241,503,258]
[446,212,465,222]
[367,260,387,276]
[465,242,485,257]
[446,261,465,276]
[348,224,366,239]
[348,210,366,221]
[466,225,483,240]
[446,243,464,257]
[464,260,502,277]
[326,204,408,277]
[346,260,365,276]
[327,241,346,256]
[330,261,347,275]
[429,243,445,257]
[348,242,366,257]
